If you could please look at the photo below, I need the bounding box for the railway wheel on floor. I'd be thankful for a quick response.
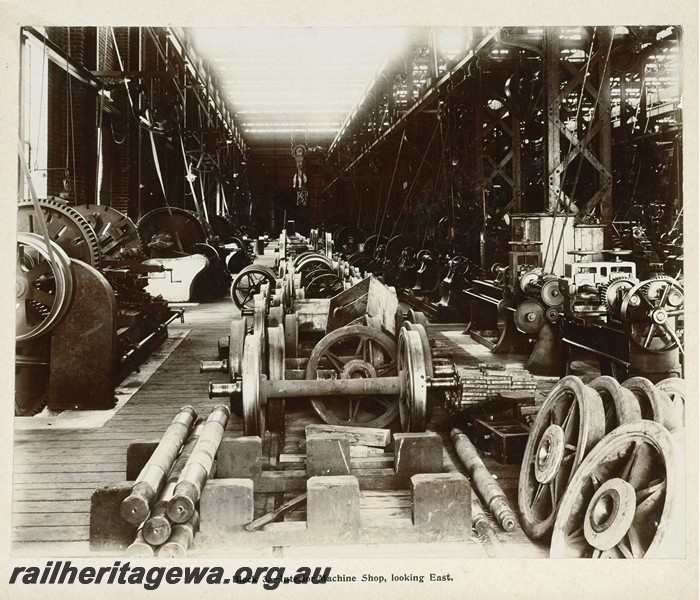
[622,376,680,432]
[230,266,276,312]
[550,420,683,558]
[397,329,428,432]
[518,375,606,540]
[241,333,265,436]
[266,325,286,438]
[305,325,398,428]
[655,377,685,427]
[588,376,642,434]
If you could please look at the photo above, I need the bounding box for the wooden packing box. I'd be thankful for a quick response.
[473,419,531,465]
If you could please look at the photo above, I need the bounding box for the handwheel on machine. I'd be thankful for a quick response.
[230,266,276,312]
[305,325,399,428]
[550,420,684,558]
[518,375,606,540]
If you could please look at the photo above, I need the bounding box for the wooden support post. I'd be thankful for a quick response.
[393,431,443,488]
[198,479,254,545]
[89,482,138,551]
[306,476,361,539]
[306,434,351,477]
[216,436,263,481]
[411,473,472,536]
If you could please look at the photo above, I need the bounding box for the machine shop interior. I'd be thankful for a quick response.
[13,24,689,562]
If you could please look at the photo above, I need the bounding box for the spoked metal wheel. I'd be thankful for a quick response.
[622,377,680,432]
[305,325,398,428]
[588,376,642,434]
[230,266,276,312]
[655,377,685,427]
[518,375,606,539]
[551,420,683,558]
[305,272,344,298]
[16,232,74,342]
[397,329,427,432]
[620,277,684,354]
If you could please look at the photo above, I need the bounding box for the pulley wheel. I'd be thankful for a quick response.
[514,299,546,334]
[518,375,606,539]
[306,325,398,428]
[16,232,74,342]
[551,420,683,558]
[541,279,565,307]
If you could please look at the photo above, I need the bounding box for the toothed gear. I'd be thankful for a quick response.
[72,204,143,258]
[601,277,636,320]
[17,197,102,268]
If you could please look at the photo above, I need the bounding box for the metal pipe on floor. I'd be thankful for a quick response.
[451,428,517,532]
[121,405,198,524]
[167,405,230,524]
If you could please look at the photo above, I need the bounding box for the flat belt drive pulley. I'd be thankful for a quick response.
[210,325,459,435]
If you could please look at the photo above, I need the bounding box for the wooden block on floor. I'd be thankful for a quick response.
[216,437,262,481]
[89,482,139,551]
[306,476,360,539]
[411,473,472,536]
[198,479,254,545]
[125,441,158,481]
[306,434,351,476]
[393,432,443,488]
[305,424,390,447]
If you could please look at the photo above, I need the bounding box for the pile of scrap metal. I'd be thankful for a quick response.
[15,197,183,414]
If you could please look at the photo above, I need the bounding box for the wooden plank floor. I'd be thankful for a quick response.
[12,252,550,559]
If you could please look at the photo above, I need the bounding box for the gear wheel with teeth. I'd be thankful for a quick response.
[17,197,102,268]
[601,277,636,320]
